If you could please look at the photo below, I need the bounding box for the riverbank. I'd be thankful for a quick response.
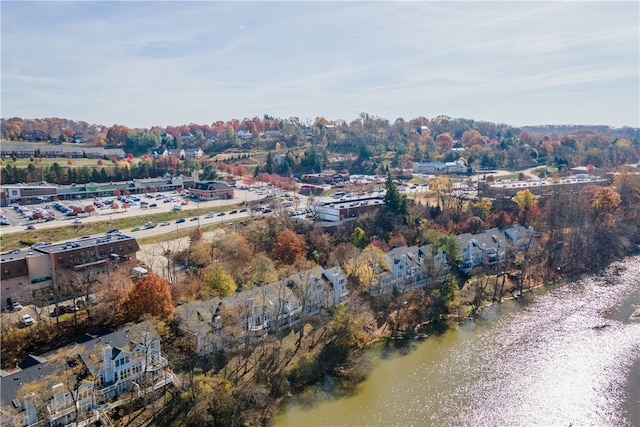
[272,254,640,426]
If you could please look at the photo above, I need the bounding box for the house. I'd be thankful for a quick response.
[504,224,534,250]
[0,321,172,427]
[456,228,508,273]
[39,146,64,158]
[103,148,126,160]
[83,147,105,159]
[237,130,253,140]
[179,148,203,159]
[175,265,349,355]
[0,144,36,158]
[61,146,84,158]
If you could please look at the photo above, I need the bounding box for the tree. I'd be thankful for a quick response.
[350,227,369,249]
[383,172,407,215]
[513,189,539,225]
[127,273,173,318]
[343,245,390,293]
[273,228,304,265]
[265,151,275,174]
[203,264,237,296]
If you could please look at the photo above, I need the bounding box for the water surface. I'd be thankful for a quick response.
[273,256,640,426]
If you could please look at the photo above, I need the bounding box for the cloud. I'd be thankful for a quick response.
[1,1,638,128]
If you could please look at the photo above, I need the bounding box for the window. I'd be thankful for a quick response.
[3,268,9,276]
[17,267,23,274]
[128,244,133,250]
[119,246,124,253]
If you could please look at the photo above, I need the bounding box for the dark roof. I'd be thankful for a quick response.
[17,354,47,370]
[0,359,59,409]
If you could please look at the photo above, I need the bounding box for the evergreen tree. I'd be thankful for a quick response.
[383,172,407,215]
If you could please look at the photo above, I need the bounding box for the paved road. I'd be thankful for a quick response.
[0,188,266,235]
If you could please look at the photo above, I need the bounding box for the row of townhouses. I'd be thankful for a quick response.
[175,224,532,355]
[1,144,204,160]
[0,321,172,427]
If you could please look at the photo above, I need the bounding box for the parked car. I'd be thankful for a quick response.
[131,226,140,232]
[106,228,119,234]
[160,221,170,226]
[11,302,23,311]
[239,208,248,213]
[26,225,35,230]
[229,210,238,214]
[204,212,214,218]
[176,218,186,223]
[190,217,198,221]
[74,218,83,224]
[217,212,226,216]
[20,314,34,326]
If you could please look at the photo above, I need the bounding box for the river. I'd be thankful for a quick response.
[272,256,640,426]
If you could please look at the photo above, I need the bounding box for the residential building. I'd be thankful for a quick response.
[455,226,535,273]
[0,321,172,427]
[175,265,349,355]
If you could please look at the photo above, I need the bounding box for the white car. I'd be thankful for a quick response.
[74,218,82,224]
[11,302,23,311]
[20,314,34,326]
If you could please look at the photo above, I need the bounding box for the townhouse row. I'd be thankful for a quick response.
[175,224,533,355]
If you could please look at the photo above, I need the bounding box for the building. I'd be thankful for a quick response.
[2,174,197,206]
[175,265,348,355]
[188,181,234,201]
[0,321,172,427]
[456,225,534,273]
[413,160,466,175]
[1,232,139,309]
[313,196,384,223]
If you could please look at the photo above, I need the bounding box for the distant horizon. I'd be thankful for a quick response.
[2,1,638,129]
[2,113,638,133]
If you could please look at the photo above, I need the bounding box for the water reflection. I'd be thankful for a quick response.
[273,256,640,427]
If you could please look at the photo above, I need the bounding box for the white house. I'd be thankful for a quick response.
[0,321,172,427]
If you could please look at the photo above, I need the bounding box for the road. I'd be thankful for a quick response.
[0,188,266,235]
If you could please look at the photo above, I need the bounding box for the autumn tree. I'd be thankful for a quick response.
[273,228,304,265]
[343,245,390,293]
[127,273,173,318]
[203,264,237,296]
[513,189,539,226]
[350,227,369,249]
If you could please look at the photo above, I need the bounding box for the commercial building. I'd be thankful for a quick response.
[187,181,234,201]
[1,232,139,309]
[1,175,196,206]
[313,195,384,222]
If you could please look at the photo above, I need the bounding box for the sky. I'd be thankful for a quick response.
[2,1,639,129]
